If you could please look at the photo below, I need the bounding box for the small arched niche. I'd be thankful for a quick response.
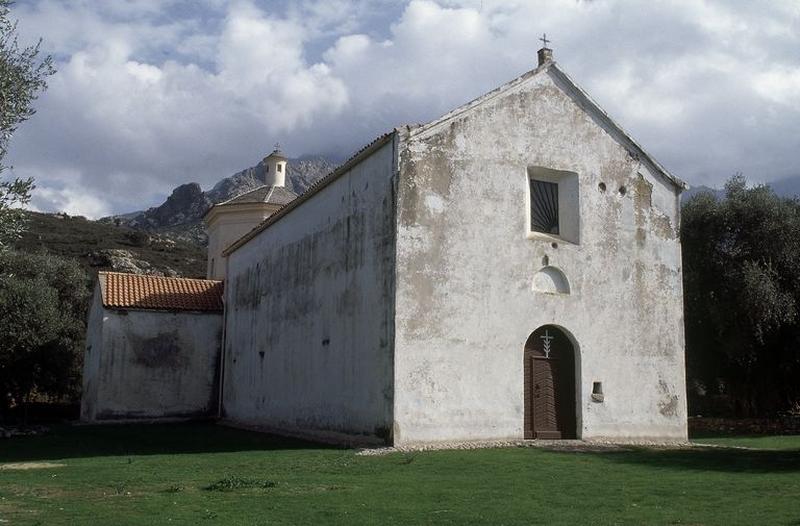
[532,266,570,295]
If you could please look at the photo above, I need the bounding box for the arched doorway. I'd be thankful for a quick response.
[524,325,576,439]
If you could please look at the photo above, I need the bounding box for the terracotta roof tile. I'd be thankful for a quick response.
[99,272,223,312]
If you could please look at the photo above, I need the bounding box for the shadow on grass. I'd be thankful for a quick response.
[549,445,800,474]
[0,422,339,462]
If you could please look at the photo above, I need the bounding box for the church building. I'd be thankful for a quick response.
[82,46,688,445]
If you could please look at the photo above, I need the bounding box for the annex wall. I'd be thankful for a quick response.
[80,286,105,421]
[81,306,222,422]
[393,67,687,445]
[221,139,396,444]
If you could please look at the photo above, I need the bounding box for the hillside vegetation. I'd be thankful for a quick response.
[15,211,206,279]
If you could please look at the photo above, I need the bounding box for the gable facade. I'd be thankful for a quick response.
[392,65,686,444]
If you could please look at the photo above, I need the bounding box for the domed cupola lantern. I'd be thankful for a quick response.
[264,143,288,187]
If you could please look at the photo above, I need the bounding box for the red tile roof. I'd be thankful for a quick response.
[99,272,223,312]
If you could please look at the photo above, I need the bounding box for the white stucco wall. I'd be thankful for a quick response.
[80,286,105,421]
[80,303,222,422]
[221,140,396,444]
[393,68,687,445]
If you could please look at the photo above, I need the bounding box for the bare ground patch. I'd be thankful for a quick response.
[0,462,66,471]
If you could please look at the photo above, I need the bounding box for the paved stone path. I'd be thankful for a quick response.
[357,438,693,456]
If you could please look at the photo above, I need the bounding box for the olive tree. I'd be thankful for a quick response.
[0,0,54,247]
[682,175,800,416]
[0,250,89,419]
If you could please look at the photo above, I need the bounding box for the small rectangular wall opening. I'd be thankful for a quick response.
[591,381,604,402]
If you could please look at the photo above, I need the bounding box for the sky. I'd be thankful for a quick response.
[5,0,800,218]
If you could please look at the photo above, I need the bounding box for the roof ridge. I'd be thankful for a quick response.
[408,61,685,190]
[408,62,552,138]
[547,64,687,190]
[263,185,276,204]
[98,271,222,284]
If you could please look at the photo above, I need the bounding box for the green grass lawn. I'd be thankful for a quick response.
[1,424,798,525]
[691,434,800,451]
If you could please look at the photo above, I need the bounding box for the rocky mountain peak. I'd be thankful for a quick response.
[109,155,339,245]
[127,182,212,230]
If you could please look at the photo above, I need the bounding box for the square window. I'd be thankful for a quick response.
[530,179,559,235]
[526,167,580,244]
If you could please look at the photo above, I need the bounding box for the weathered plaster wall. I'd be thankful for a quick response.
[206,205,280,279]
[393,68,687,444]
[80,285,105,421]
[81,308,222,422]
[222,140,396,444]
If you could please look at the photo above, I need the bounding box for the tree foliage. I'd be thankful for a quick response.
[0,250,89,415]
[0,176,32,248]
[0,0,54,247]
[682,175,800,416]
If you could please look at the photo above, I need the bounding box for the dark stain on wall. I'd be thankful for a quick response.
[658,378,679,418]
[131,331,189,369]
[225,151,397,441]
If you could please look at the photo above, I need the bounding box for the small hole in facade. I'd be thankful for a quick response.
[551,242,558,249]
[592,381,604,402]
[598,182,606,192]
[618,186,627,196]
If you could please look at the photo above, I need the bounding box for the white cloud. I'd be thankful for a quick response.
[5,0,800,216]
[30,186,112,219]
[754,67,800,108]
[8,0,350,213]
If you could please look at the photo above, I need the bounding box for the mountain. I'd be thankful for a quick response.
[108,155,338,244]
[16,211,207,279]
[682,176,800,202]
[769,175,800,198]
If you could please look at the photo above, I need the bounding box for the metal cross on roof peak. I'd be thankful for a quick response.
[539,33,551,48]
[274,142,282,152]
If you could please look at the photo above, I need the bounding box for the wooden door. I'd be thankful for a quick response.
[532,356,561,439]
[523,326,576,439]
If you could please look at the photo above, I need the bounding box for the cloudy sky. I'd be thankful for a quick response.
[6,0,800,217]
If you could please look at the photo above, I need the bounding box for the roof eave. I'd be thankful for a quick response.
[204,199,281,225]
[547,64,688,191]
[103,305,223,314]
[408,61,552,140]
[407,61,687,192]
